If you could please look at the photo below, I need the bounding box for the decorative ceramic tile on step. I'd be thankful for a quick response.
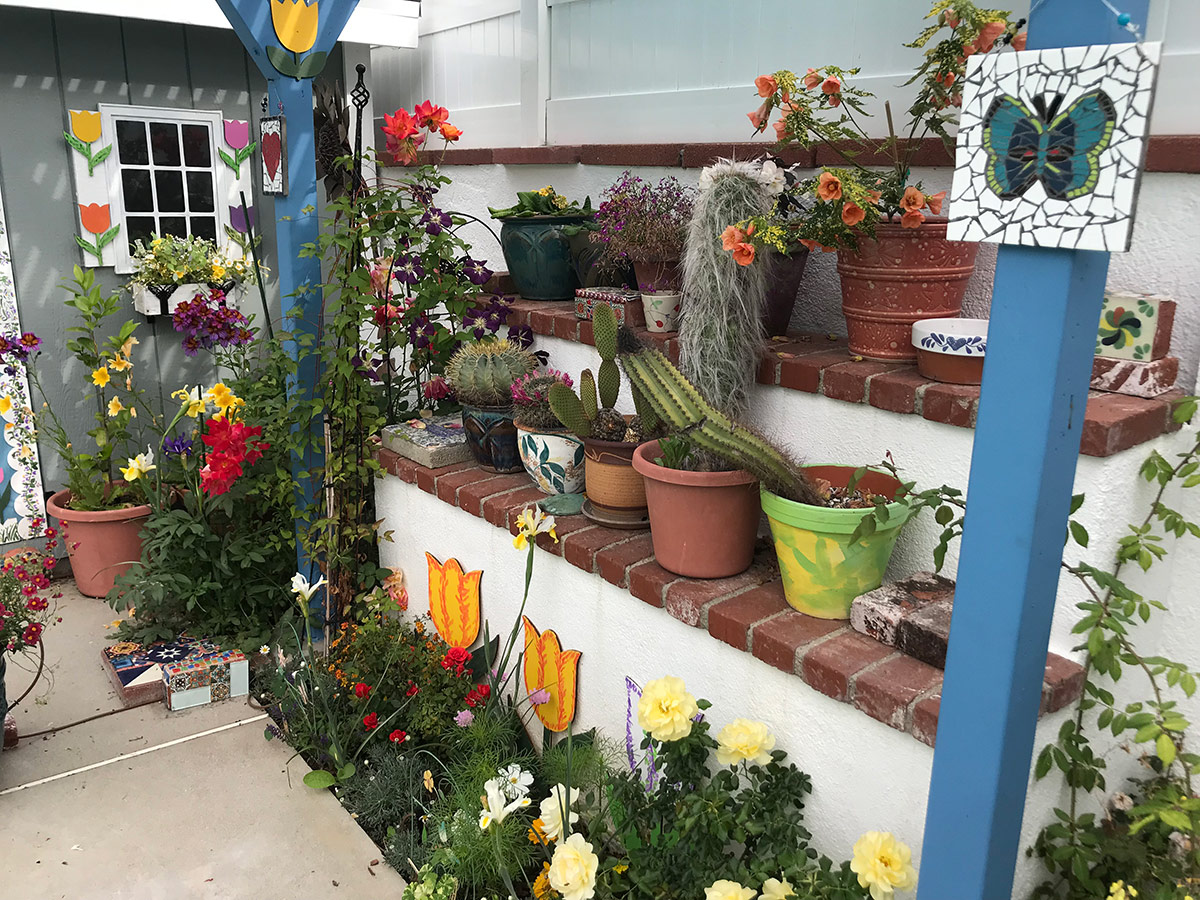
[1095,291,1176,361]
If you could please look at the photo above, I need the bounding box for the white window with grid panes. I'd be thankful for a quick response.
[98,105,235,274]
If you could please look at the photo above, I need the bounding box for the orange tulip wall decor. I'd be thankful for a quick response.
[63,110,111,176]
[75,203,120,265]
[425,552,481,649]
[267,0,328,79]
[522,616,581,733]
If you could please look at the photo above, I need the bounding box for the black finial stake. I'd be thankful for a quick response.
[350,63,369,195]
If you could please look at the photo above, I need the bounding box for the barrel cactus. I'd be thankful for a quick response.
[446,339,537,408]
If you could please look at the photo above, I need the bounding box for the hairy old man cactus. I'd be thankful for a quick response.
[548,302,657,442]
[616,328,820,505]
[445,339,537,407]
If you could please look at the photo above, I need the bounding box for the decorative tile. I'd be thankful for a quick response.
[1096,291,1175,360]
[162,648,248,711]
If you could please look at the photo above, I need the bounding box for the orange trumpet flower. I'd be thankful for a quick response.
[425,552,481,648]
[522,616,581,733]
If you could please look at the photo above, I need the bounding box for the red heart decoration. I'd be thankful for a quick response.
[262,132,282,182]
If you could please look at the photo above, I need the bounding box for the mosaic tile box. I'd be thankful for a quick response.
[101,636,221,706]
[574,288,645,326]
[162,649,249,712]
[382,414,472,469]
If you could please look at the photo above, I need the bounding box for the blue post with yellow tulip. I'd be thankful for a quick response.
[213,0,361,603]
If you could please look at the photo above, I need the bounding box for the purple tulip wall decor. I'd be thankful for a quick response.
[229,205,256,235]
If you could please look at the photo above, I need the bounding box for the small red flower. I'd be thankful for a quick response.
[389,729,407,744]
[354,683,371,699]
[441,646,472,670]
[363,712,379,730]
[477,684,491,699]
[406,683,420,697]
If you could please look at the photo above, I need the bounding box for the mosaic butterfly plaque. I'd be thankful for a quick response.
[947,42,1161,252]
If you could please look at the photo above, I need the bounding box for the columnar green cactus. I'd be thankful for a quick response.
[446,339,537,407]
[617,332,820,504]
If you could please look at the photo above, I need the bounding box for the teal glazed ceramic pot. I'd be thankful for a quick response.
[499,215,588,300]
[461,404,522,473]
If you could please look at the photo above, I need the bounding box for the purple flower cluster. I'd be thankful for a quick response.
[463,295,510,339]
[393,254,424,285]
[407,314,439,350]
[461,257,493,286]
[592,170,695,263]
[0,332,42,370]
[172,289,253,356]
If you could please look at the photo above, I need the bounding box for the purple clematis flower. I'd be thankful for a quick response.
[420,208,453,236]
[461,257,493,286]
[229,205,256,235]
[393,254,424,285]
[223,119,250,151]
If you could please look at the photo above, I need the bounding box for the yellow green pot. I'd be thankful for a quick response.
[762,465,911,620]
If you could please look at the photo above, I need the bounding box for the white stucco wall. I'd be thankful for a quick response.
[391,164,1200,389]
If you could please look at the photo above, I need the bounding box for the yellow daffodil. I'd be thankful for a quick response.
[69,110,102,143]
[91,366,110,388]
[850,832,917,900]
[271,0,319,54]
[171,387,207,418]
[119,447,156,482]
[513,506,557,550]
[107,397,124,417]
[0,396,11,415]
[121,335,139,358]
[109,354,132,372]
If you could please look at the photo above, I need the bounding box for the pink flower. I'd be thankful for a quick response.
[529,688,551,705]
[223,119,250,151]
[975,21,1006,53]
[1011,32,1027,51]
[721,225,747,251]
[926,191,946,216]
[747,101,770,132]
[454,709,474,727]
[803,68,822,91]
[821,76,841,96]
[772,118,789,141]
[424,376,451,401]
[754,74,778,98]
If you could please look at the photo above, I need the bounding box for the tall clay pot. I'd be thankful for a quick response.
[582,437,647,528]
[762,247,810,337]
[836,220,978,361]
[499,215,589,300]
[632,441,760,579]
[46,489,151,598]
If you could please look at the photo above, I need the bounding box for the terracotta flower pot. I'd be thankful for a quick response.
[583,437,646,519]
[46,489,150,598]
[836,220,979,361]
[632,260,681,293]
[633,441,760,579]
[912,317,988,385]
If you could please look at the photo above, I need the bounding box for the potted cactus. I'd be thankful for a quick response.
[548,303,658,527]
[445,339,537,473]
[512,370,586,495]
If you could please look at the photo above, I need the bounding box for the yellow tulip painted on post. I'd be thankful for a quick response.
[425,552,481,649]
[522,616,581,733]
[271,0,319,54]
[69,110,102,143]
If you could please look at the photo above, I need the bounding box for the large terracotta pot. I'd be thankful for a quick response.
[583,437,646,519]
[46,489,151,598]
[632,441,760,579]
[632,260,681,293]
[499,215,589,300]
[837,220,978,361]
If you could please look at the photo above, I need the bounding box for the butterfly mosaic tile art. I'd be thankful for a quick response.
[947,42,1161,252]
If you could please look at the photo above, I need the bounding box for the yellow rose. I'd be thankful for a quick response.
[637,675,699,742]
[761,878,794,900]
[547,833,598,900]
[705,881,757,900]
[715,718,776,766]
[850,832,917,900]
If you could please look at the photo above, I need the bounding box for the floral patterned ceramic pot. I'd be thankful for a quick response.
[912,317,988,385]
[641,292,681,333]
[517,425,586,495]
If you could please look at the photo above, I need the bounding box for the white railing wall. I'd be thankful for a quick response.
[374,0,1198,147]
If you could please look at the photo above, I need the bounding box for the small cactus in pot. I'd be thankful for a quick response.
[512,370,574,430]
[513,370,587,495]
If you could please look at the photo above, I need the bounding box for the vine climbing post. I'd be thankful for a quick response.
[213,0,363,610]
[918,1,1151,898]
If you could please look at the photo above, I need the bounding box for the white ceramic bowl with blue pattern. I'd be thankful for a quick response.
[912,318,989,385]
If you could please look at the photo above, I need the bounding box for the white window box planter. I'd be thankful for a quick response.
[131,282,247,318]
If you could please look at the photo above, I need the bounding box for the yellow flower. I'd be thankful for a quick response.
[271,0,319,54]
[130,406,137,418]
[69,110,102,143]
[548,833,598,900]
[761,879,794,900]
[539,784,579,841]
[91,366,110,387]
[423,770,434,793]
[613,864,628,874]
[637,676,699,742]
[705,881,757,900]
[1108,882,1138,900]
[119,447,156,482]
[151,238,163,248]
[205,382,242,418]
[212,264,226,279]
[121,335,139,358]
[107,397,124,417]
[513,506,558,550]
[532,862,554,900]
[716,718,776,766]
[172,387,207,418]
[0,396,11,415]
[173,269,187,280]
[850,832,917,900]
[109,354,132,372]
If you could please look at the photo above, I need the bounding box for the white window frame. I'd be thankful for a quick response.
[98,104,235,275]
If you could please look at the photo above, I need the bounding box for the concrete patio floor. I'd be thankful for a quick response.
[1,582,405,899]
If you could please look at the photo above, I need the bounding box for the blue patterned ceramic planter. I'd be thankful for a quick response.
[461,405,523,474]
[499,216,588,300]
[517,426,586,495]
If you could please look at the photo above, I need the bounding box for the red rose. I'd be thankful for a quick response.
[354,683,371,699]
[477,684,491,699]
[442,646,472,670]
[363,712,379,730]
[406,683,419,697]
[388,729,407,744]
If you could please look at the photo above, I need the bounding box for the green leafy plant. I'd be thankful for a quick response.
[129,234,261,287]
[655,434,694,470]
[1029,397,1200,899]
[488,186,593,219]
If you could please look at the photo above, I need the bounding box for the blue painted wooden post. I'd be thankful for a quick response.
[918,3,1149,899]
[213,0,361,594]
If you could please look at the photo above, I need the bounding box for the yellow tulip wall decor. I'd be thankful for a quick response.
[425,552,482,649]
[522,616,581,733]
[267,0,328,79]
[63,110,111,177]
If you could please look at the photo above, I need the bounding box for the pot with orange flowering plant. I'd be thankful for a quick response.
[732,0,1027,359]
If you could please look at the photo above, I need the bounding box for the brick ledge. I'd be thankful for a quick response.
[505,298,1183,458]
[378,448,1085,747]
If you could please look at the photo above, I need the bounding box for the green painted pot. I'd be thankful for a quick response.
[499,215,588,300]
[762,465,911,620]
